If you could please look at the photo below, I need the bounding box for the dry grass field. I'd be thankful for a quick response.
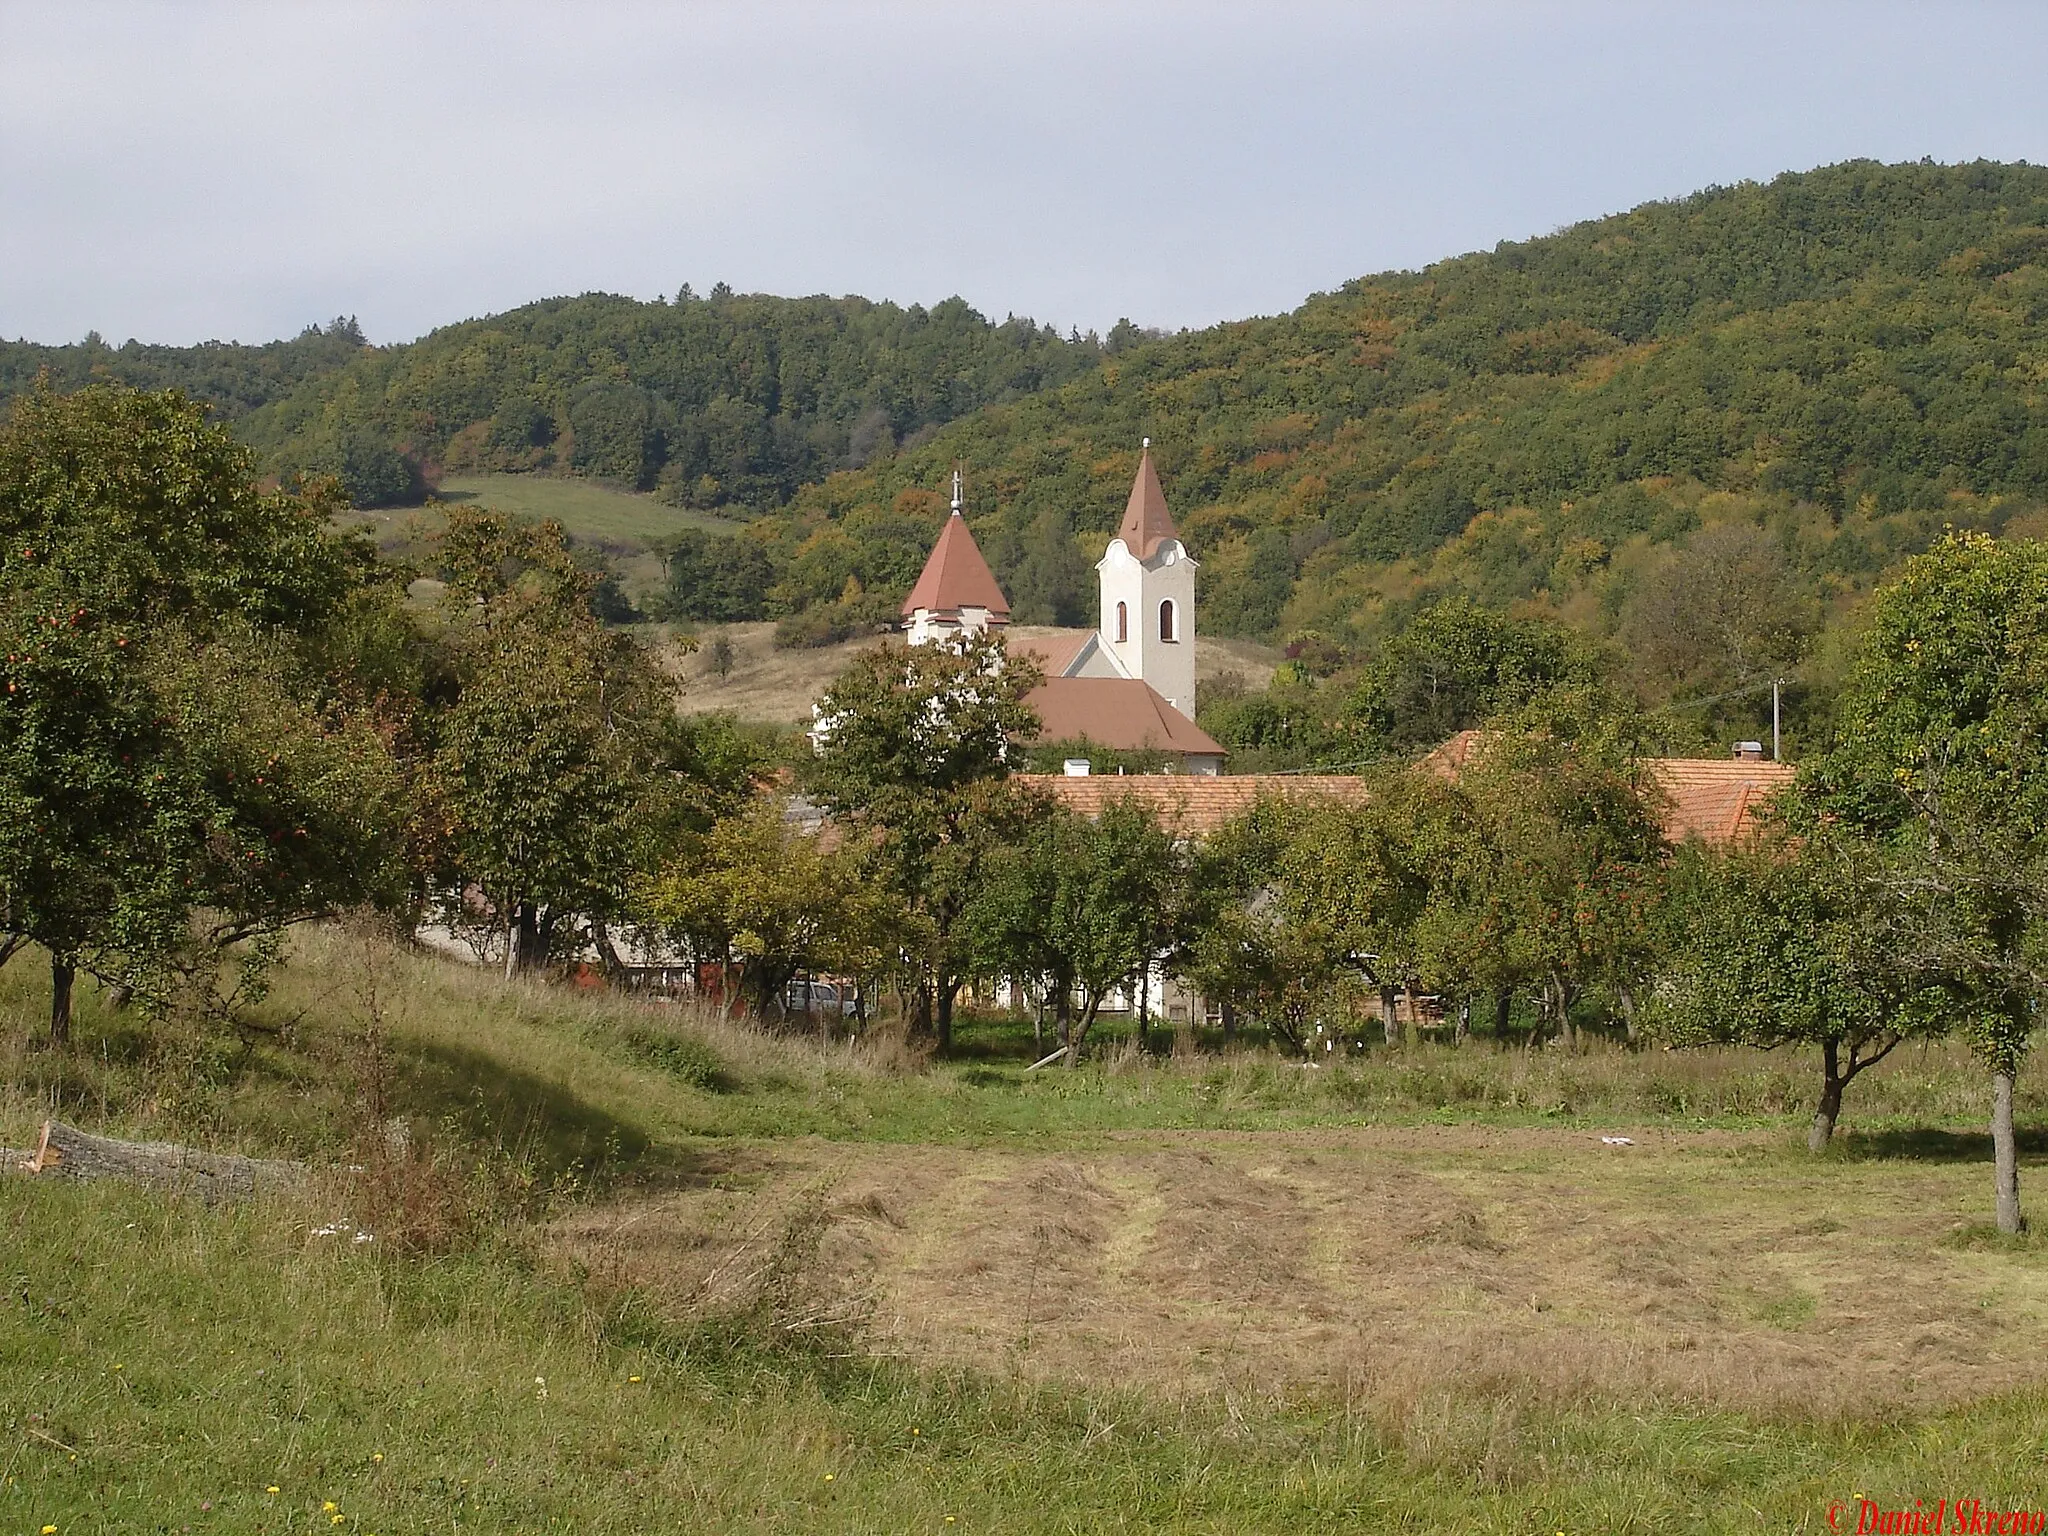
[558,1122,2048,1423]
[674,622,1283,725]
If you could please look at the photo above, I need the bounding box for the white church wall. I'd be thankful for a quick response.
[1099,538,1197,716]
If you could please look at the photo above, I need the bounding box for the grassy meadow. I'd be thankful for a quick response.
[5,933,2048,1532]
[334,474,740,612]
[431,475,739,547]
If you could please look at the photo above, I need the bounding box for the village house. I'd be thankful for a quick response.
[879,448,1803,1035]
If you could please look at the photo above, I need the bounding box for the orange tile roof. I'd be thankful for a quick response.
[1016,773,1370,835]
[1115,443,1182,559]
[1025,676,1225,758]
[1414,728,1486,778]
[900,512,1010,620]
[1418,729,1794,847]
[1653,757,1796,845]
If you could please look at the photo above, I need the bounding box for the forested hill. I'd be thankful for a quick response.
[245,291,1098,511]
[20,158,2048,691]
[752,160,2048,662]
[4,292,1102,514]
[0,319,369,424]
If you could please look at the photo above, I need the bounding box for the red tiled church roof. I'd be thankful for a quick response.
[1025,677,1224,758]
[901,512,1010,620]
[1115,443,1182,560]
[1007,631,1091,676]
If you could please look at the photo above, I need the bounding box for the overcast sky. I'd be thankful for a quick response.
[5,2,2048,347]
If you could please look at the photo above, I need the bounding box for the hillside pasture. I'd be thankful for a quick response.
[432,474,741,545]
[566,1123,2048,1418]
[331,473,742,607]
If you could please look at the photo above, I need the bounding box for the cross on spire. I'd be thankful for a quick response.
[951,465,963,514]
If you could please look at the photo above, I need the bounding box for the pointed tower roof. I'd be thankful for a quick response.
[1115,438,1182,559]
[901,472,1010,620]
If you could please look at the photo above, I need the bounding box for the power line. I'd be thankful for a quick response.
[1653,675,1800,713]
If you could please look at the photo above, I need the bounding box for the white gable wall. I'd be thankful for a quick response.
[1057,630,1132,680]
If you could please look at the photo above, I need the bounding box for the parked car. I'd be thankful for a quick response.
[783,978,860,1018]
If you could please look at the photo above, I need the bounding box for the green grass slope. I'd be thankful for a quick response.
[432,475,737,545]
[7,935,2048,1530]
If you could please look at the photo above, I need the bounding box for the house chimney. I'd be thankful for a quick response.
[1732,741,1765,761]
[1063,758,1091,777]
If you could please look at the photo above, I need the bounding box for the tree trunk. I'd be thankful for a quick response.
[1809,1036,1844,1153]
[1617,984,1638,1043]
[1136,967,1150,1052]
[1032,982,1045,1055]
[15,1118,304,1202]
[1380,985,1399,1047]
[591,919,626,979]
[1552,979,1577,1052]
[1221,998,1236,1040]
[1064,995,1103,1069]
[49,956,75,1046]
[1994,1066,2024,1235]
[1455,998,1471,1046]
[935,976,955,1053]
[516,904,539,973]
[1494,992,1512,1040]
[503,901,536,978]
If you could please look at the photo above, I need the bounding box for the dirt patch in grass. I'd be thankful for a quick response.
[557,1123,2048,1416]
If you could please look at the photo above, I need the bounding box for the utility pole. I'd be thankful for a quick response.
[1772,678,1782,762]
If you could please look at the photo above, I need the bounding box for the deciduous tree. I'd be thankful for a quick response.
[806,632,1041,1048]
[430,506,683,974]
[0,383,413,1036]
[965,794,1182,1066]
[639,798,893,1019]
[1801,533,2048,1230]
[1651,833,1946,1149]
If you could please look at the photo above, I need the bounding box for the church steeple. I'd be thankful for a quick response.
[900,466,1010,643]
[1097,439,1196,716]
[1116,437,1182,559]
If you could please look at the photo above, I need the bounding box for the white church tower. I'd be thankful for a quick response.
[1098,439,1196,716]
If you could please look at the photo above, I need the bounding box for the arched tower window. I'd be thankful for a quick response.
[1158,599,1176,642]
[1115,601,1128,643]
